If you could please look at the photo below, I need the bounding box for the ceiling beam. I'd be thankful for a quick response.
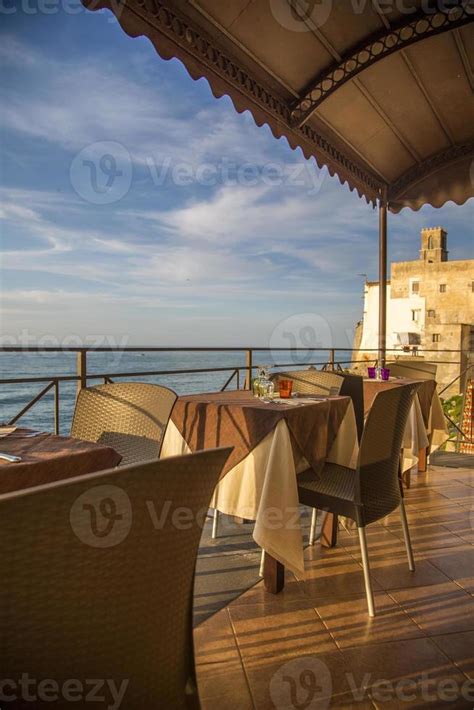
[290,4,473,128]
[453,28,474,92]
[388,142,474,201]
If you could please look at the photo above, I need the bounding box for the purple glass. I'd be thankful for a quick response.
[381,368,390,381]
[367,367,376,379]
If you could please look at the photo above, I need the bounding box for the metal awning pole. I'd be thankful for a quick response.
[378,187,388,367]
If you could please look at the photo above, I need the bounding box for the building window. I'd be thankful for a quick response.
[439,284,447,293]
[411,309,421,322]
[427,236,433,249]
[471,281,474,293]
[411,281,420,294]
[432,334,441,343]
[428,309,435,318]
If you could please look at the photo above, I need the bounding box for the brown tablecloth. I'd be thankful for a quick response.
[363,378,436,427]
[0,429,122,495]
[171,390,351,477]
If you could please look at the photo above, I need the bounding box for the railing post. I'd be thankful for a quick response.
[329,349,335,371]
[54,379,60,435]
[76,350,87,395]
[244,349,253,390]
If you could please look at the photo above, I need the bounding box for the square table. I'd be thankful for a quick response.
[0,428,122,495]
[161,390,358,592]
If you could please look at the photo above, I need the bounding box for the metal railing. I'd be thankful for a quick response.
[0,345,470,437]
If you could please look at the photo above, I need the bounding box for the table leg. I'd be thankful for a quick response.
[320,512,338,547]
[263,552,285,594]
[418,446,428,473]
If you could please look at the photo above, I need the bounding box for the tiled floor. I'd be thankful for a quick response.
[194,465,474,709]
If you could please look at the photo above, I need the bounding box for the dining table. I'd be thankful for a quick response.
[0,427,122,495]
[160,390,359,593]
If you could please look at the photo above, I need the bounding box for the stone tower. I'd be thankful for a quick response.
[420,227,448,263]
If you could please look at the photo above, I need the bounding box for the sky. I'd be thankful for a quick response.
[1,2,473,350]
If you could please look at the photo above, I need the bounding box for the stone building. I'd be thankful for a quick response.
[355,227,473,395]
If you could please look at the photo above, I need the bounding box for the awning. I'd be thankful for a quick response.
[82,0,474,212]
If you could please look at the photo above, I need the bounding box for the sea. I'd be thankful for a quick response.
[0,350,331,435]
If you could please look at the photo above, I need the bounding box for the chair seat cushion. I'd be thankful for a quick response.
[298,462,357,502]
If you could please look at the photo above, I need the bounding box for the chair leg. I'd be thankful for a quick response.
[211,509,219,539]
[357,526,375,618]
[309,508,318,545]
[259,549,265,577]
[399,500,415,572]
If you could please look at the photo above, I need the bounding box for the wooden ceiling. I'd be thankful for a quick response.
[83,0,474,212]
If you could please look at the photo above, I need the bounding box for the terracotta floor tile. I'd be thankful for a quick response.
[297,544,383,600]
[422,505,473,526]
[440,518,474,545]
[430,483,474,499]
[314,591,424,649]
[341,637,469,709]
[242,649,352,709]
[389,521,467,553]
[196,660,253,707]
[369,554,450,591]
[390,582,474,635]
[339,525,405,561]
[424,546,474,594]
[194,608,241,665]
[229,572,306,608]
[431,630,474,679]
[229,600,339,662]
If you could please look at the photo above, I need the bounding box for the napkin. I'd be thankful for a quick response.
[0,427,17,438]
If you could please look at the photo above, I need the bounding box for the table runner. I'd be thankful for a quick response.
[170,391,351,478]
[0,429,122,495]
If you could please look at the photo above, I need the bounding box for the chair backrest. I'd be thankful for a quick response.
[339,373,364,442]
[0,447,232,709]
[387,361,437,381]
[356,383,419,525]
[71,382,178,466]
[272,369,343,395]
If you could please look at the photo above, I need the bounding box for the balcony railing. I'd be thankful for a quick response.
[0,346,471,444]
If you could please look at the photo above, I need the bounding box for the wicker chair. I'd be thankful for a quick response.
[71,382,178,466]
[387,361,437,380]
[270,369,364,546]
[298,383,419,617]
[272,368,343,396]
[0,447,232,709]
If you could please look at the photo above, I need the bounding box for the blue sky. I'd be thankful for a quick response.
[1,3,473,349]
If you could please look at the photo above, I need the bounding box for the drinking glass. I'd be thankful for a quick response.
[279,379,293,398]
[367,367,376,379]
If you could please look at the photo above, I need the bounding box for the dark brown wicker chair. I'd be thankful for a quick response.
[272,368,343,396]
[0,447,232,709]
[387,361,437,381]
[298,383,419,617]
[71,382,178,466]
